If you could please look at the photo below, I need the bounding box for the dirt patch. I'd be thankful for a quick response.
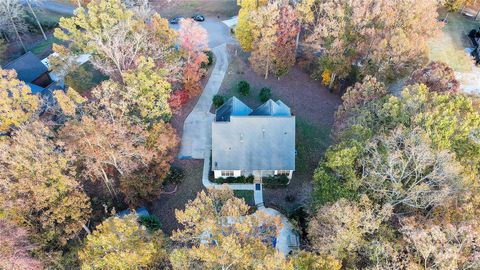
[152,0,239,19]
[217,45,342,214]
[150,159,204,235]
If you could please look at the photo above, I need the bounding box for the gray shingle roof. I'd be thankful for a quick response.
[251,99,291,116]
[3,52,48,83]
[212,97,295,171]
[215,96,253,122]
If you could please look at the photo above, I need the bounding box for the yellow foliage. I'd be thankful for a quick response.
[235,0,268,51]
[322,69,332,86]
[0,68,39,134]
[54,88,85,116]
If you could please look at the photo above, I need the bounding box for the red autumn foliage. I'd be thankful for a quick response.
[169,90,190,112]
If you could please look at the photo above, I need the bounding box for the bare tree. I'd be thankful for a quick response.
[361,127,465,209]
[25,0,48,40]
[0,0,27,52]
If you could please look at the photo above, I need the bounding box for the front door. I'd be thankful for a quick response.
[252,170,262,183]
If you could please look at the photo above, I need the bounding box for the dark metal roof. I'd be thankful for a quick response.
[3,52,49,83]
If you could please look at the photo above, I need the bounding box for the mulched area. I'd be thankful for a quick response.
[150,159,205,235]
[217,45,342,215]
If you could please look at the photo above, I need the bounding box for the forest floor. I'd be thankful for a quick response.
[215,45,341,215]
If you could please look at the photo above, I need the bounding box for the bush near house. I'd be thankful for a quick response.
[212,95,225,108]
[213,175,255,184]
[237,80,250,96]
[263,175,289,188]
[259,87,272,102]
[138,215,162,232]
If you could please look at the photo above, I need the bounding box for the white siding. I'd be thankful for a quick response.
[214,170,242,178]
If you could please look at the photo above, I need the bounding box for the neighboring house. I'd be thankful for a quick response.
[3,51,64,94]
[212,97,295,180]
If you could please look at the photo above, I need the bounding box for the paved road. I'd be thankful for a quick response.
[24,0,76,15]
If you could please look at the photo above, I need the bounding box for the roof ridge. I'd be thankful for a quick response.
[3,51,35,68]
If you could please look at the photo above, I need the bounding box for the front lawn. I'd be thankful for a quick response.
[153,0,239,18]
[234,190,255,206]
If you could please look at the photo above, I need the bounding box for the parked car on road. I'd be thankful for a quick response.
[192,14,205,22]
[169,16,183,24]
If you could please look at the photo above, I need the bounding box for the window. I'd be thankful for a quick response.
[221,170,234,177]
[277,170,290,176]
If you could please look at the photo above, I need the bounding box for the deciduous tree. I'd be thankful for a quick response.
[178,18,209,96]
[79,213,168,270]
[170,187,286,269]
[305,0,441,84]
[236,0,268,51]
[308,195,392,262]
[0,122,92,247]
[0,0,27,52]
[54,0,178,80]
[0,68,39,135]
[362,127,465,209]
[408,61,460,93]
[250,2,300,79]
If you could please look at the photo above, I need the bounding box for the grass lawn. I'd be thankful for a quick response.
[429,12,480,72]
[234,190,255,206]
[296,118,331,174]
[153,0,239,18]
[30,36,61,56]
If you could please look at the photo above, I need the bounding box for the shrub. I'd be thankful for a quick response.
[237,80,250,96]
[164,166,184,185]
[263,175,289,188]
[201,50,214,68]
[168,90,190,112]
[214,175,254,184]
[138,215,162,232]
[259,87,272,102]
[212,95,225,108]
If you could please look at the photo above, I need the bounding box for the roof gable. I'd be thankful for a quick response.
[3,52,48,83]
[250,99,291,116]
[215,97,253,122]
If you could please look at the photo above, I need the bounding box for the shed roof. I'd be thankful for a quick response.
[3,52,49,83]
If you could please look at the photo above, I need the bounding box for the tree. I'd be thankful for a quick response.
[333,76,386,136]
[0,0,27,52]
[0,218,44,270]
[0,68,40,135]
[408,61,460,93]
[119,121,179,207]
[235,0,268,51]
[400,216,480,270]
[53,88,86,117]
[178,18,209,96]
[249,2,299,79]
[55,0,178,80]
[443,0,473,21]
[170,187,287,269]
[121,57,173,123]
[79,213,168,270]
[291,251,342,270]
[361,126,465,209]
[305,0,441,84]
[0,122,92,247]
[59,116,154,197]
[308,195,392,263]
[25,0,48,40]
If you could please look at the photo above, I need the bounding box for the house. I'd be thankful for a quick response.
[212,97,295,180]
[2,51,64,94]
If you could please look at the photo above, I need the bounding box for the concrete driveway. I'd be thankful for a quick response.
[178,43,228,159]
[169,17,236,48]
